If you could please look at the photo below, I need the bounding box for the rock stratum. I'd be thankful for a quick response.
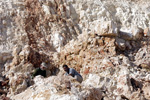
[0,0,150,100]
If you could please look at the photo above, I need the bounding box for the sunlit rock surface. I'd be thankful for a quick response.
[0,0,150,100]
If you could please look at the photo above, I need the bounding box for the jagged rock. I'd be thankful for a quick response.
[1,0,150,100]
[19,45,30,61]
[142,82,150,99]
[101,57,114,68]
[42,4,51,15]
[8,73,29,95]
[12,45,22,57]
[95,21,118,37]
[115,67,132,97]
[122,56,131,67]
[132,26,144,40]
[51,33,65,52]
[134,47,150,65]
[130,90,145,100]
[10,73,102,100]
[83,74,100,87]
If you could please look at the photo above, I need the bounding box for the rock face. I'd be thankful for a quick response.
[0,0,150,100]
[0,0,150,54]
[10,74,103,100]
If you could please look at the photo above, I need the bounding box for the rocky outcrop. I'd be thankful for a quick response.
[3,45,59,96]
[10,74,103,100]
[0,0,150,100]
[0,0,150,53]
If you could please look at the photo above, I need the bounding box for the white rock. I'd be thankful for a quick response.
[19,45,30,57]
[52,33,64,52]
[83,74,100,87]
[79,10,85,19]
[95,21,118,37]
[123,56,131,67]
[12,45,22,56]
[11,74,103,100]
[33,75,45,86]
[50,94,80,100]
[145,74,150,81]
[42,5,50,15]
[115,67,132,96]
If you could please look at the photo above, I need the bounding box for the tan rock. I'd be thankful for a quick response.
[95,21,118,37]
[12,45,22,56]
[97,39,105,46]
[83,67,90,75]
[67,55,73,61]
[142,82,150,99]
[130,90,143,100]
[144,28,150,37]
[104,37,115,46]
[109,46,116,55]
[132,26,144,40]
[139,63,150,69]
[116,67,132,97]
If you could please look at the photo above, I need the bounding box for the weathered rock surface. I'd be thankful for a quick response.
[10,74,103,100]
[0,0,150,100]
